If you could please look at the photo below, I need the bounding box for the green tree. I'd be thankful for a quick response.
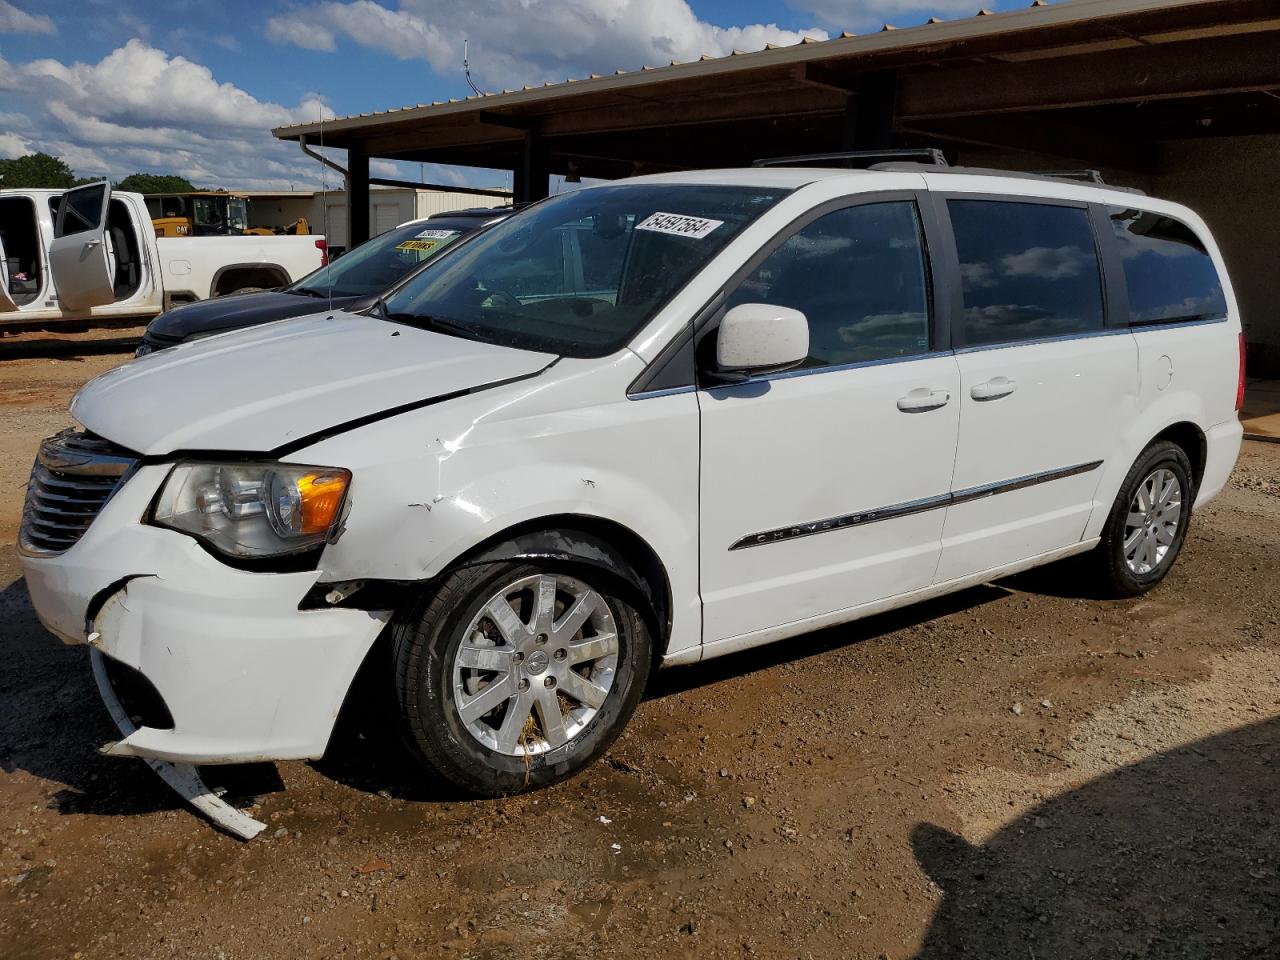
[115,173,198,194]
[0,152,78,188]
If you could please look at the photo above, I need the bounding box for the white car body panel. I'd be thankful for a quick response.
[936,334,1138,583]
[70,311,554,455]
[298,352,704,660]
[17,167,1245,818]
[698,354,961,643]
[47,183,116,312]
[153,233,323,302]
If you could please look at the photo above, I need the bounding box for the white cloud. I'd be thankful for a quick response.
[0,130,33,159]
[789,0,1000,31]
[0,1,55,35]
[0,41,341,190]
[1000,244,1090,281]
[267,0,828,89]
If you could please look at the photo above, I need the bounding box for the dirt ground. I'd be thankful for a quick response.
[1,354,1278,960]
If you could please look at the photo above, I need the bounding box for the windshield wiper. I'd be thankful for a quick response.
[372,299,492,343]
[291,286,331,299]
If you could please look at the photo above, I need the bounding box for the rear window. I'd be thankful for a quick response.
[949,199,1105,347]
[1108,207,1227,325]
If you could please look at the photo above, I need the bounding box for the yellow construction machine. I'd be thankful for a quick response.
[145,193,311,238]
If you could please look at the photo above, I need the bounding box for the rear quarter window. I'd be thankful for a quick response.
[1108,207,1227,325]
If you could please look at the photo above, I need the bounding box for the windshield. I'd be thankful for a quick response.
[226,197,248,233]
[378,183,789,357]
[292,218,479,299]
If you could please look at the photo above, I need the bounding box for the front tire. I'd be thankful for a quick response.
[1095,440,1194,597]
[392,561,651,796]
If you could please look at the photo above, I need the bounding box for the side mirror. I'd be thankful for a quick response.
[715,303,809,378]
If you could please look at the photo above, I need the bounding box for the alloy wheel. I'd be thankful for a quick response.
[450,573,618,756]
[1123,467,1182,576]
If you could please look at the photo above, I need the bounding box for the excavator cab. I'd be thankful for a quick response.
[146,193,250,238]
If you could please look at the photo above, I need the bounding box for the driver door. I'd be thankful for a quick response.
[0,238,17,313]
[49,182,114,311]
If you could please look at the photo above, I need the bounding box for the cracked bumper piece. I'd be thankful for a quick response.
[90,648,267,840]
[21,466,391,767]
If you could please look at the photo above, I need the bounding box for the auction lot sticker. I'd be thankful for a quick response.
[396,229,460,252]
[636,212,724,239]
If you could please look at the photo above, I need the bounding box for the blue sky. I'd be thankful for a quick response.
[0,0,1026,190]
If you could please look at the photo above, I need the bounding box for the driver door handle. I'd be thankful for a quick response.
[971,376,1017,401]
[897,388,951,413]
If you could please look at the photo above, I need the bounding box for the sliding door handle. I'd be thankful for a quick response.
[971,376,1017,401]
[897,388,951,413]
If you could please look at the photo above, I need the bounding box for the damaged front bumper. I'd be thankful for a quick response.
[20,464,390,837]
[89,647,267,840]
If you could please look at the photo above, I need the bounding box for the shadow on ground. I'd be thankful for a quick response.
[318,582,1013,802]
[912,717,1280,959]
[0,573,283,819]
[0,574,180,818]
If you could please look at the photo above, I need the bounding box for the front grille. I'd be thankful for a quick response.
[20,430,138,556]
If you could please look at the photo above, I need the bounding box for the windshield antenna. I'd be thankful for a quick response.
[464,40,483,97]
[318,100,333,313]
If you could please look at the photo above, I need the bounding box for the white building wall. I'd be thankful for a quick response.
[316,187,509,251]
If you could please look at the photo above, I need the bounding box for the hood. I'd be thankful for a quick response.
[74,311,555,456]
[144,290,360,344]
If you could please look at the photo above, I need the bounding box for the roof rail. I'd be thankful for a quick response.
[1038,169,1106,184]
[868,161,1147,195]
[752,148,948,169]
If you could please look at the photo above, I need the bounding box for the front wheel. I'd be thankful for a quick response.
[393,561,651,795]
[1094,440,1194,597]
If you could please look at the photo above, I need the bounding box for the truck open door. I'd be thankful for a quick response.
[0,237,18,313]
[49,182,115,311]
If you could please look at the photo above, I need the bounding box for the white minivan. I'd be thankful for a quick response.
[20,164,1244,836]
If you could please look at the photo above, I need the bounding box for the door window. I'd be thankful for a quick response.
[726,200,932,368]
[59,183,108,237]
[1107,207,1226,324]
[948,199,1105,346]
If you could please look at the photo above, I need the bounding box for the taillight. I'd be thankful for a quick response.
[315,238,328,267]
[1236,332,1246,412]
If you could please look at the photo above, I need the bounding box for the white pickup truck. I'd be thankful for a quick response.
[0,182,327,324]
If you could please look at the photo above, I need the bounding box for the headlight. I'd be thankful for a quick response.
[152,462,351,559]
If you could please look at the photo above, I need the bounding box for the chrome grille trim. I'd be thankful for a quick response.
[20,430,138,556]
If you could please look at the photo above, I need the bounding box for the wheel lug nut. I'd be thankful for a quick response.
[512,651,524,665]
[543,676,556,689]
[553,648,567,662]
[536,633,548,644]
[517,678,530,691]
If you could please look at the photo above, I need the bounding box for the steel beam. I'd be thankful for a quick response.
[898,32,1280,119]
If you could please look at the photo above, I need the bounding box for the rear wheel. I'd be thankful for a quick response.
[393,561,651,795]
[1094,440,1194,597]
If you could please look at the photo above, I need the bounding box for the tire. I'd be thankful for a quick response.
[392,561,652,796]
[219,286,265,297]
[1093,440,1194,597]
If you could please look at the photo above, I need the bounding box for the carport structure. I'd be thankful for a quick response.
[273,0,1280,373]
